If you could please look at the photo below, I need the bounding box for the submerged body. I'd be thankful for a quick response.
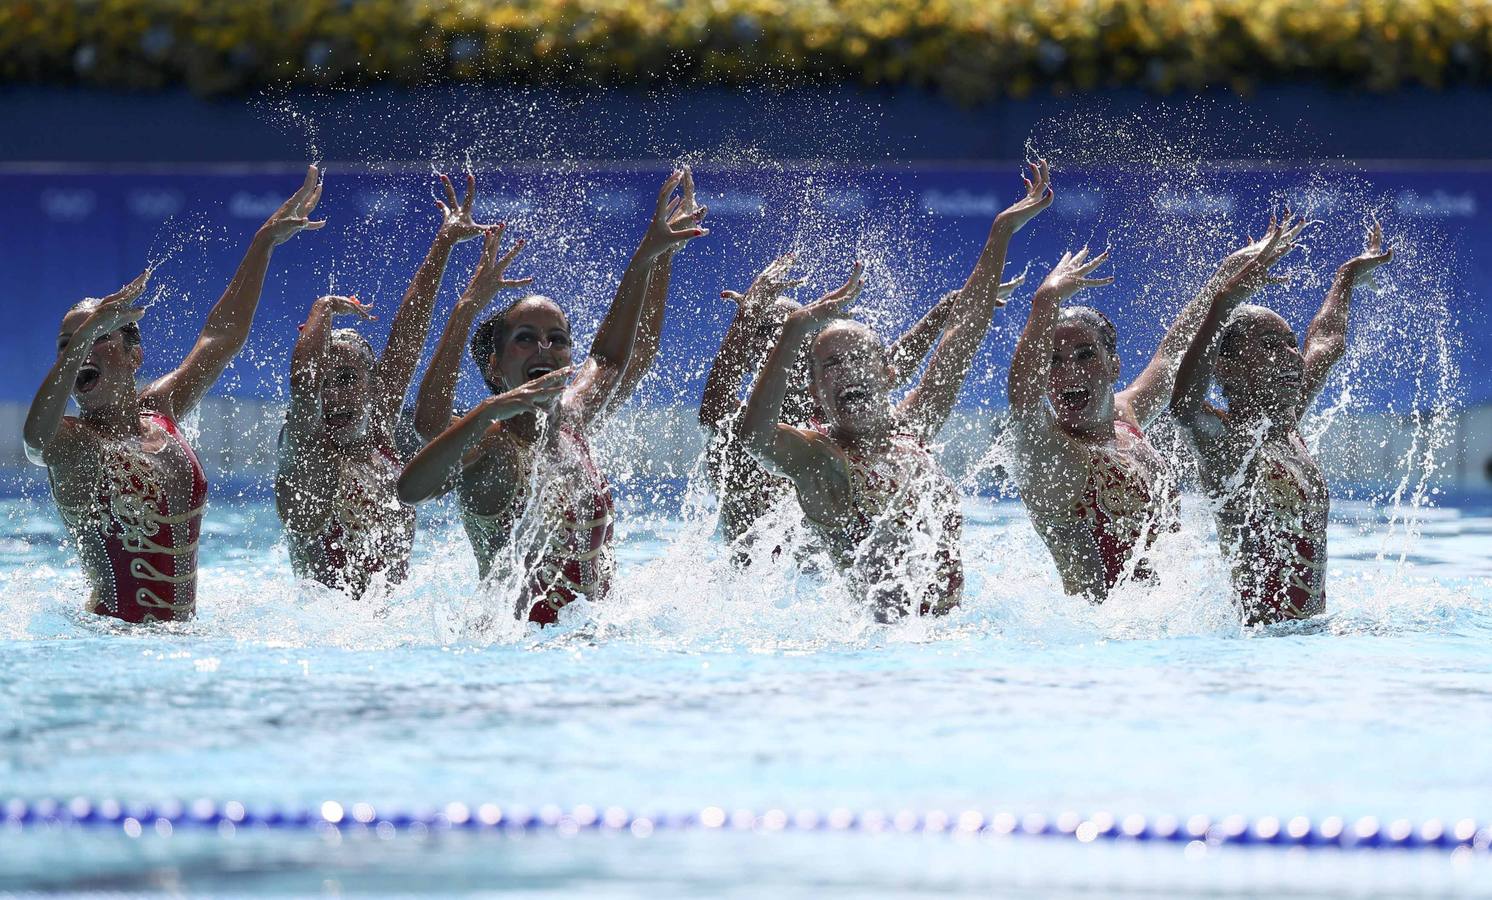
[283,443,415,596]
[1202,415,1329,621]
[23,166,324,622]
[1018,418,1176,595]
[740,162,1052,620]
[458,421,615,623]
[277,175,489,597]
[1171,215,1385,624]
[1004,248,1182,599]
[400,168,705,624]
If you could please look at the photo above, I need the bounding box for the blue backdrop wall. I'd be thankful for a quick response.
[0,163,1482,414]
[0,85,1483,416]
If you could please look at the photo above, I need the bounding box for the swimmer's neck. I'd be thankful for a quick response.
[1226,402,1296,441]
[79,394,145,438]
[1058,409,1119,444]
[503,408,556,444]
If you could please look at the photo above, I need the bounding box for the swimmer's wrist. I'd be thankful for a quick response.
[455,293,490,312]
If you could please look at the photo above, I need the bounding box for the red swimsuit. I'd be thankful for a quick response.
[295,444,414,593]
[1071,421,1178,591]
[464,424,615,625]
[54,412,207,624]
[1224,432,1328,623]
[801,432,963,617]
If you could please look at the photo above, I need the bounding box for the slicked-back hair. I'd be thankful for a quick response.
[1217,303,1273,360]
[469,295,569,395]
[1057,305,1117,356]
[329,328,376,370]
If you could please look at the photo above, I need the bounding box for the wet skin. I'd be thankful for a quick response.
[57,311,141,413]
[1046,322,1121,437]
[457,297,588,582]
[809,324,897,441]
[1201,306,1326,623]
[51,314,203,616]
[1215,307,1307,421]
[1011,320,1175,599]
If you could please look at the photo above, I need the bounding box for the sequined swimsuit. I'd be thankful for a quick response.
[463,424,615,625]
[52,412,207,623]
[1218,431,1328,624]
[290,444,414,594]
[801,432,964,617]
[1071,421,1178,591]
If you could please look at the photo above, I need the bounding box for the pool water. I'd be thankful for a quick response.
[1,491,1489,895]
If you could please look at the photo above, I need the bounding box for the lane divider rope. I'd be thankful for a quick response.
[3,798,1488,853]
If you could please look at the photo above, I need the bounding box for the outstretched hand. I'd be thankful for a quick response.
[641,168,709,260]
[324,295,376,321]
[994,158,1055,235]
[722,251,808,322]
[661,166,708,258]
[1338,216,1393,288]
[785,261,865,332]
[1217,210,1310,301]
[259,165,327,246]
[1035,248,1113,302]
[77,270,151,343]
[436,173,489,244]
[462,224,534,307]
[493,365,574,415]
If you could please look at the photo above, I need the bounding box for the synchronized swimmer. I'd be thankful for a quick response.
[24,162,1391,627]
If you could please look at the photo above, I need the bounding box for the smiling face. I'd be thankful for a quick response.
[1047,320,1121,433]
[57,304,142,411]
[810,322,895,437]
[319,334,376,447]
[1215,305,1305,417]
[490,296,573,393]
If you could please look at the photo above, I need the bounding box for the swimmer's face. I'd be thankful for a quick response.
[319,342,375,447]
[1048,322,1120,432]
[810,324,895,436]
[491,296,572,395]
[1216,308,1304,415]
[57,306,142,411]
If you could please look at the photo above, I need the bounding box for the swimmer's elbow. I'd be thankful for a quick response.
[395,470,428,506]
[22,419,62,467]
[22,440,47,468]
[1311,334,1346,368]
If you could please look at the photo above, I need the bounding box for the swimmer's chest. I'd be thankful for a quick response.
[90,417,201,511]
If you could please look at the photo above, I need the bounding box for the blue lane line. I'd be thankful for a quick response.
[2,798,1488,853]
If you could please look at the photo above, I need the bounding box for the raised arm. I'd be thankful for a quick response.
[1121,215,1314,428]
[23,273,148,466]
[1171,218,1297,434]
[887,276,1023,388]
[740,264,863,479]
[609,167,707,414]
[1300,217,1392,413]
[143,165,325,421]
[373,173,493,425]
[700,252,805,432]
[564,169,706,428]
[900,161,1052,436]
[412,224,531,442]
[397,366,571,505]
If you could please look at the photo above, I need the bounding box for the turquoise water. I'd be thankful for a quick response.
[1,493,1490,894]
